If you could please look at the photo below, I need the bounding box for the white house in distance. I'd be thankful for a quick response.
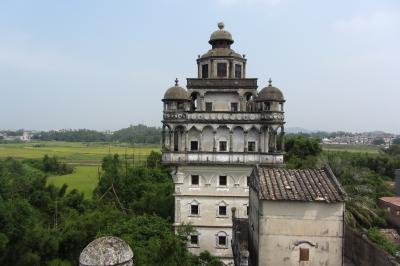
[232,166,346,266]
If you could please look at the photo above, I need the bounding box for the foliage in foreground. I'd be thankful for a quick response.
[0,156,222,266]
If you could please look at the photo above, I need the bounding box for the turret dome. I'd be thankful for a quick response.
[209,22,234,45]
[256,79,285,102]
[163,79,189,101]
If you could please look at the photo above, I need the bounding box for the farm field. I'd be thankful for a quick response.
[322,144,380,154]
[0,141,160,198]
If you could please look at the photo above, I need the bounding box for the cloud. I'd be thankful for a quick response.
[332,11,400,33]
[216,0,282,7]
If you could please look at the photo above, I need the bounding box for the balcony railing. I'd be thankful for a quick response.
[186,78,258,89]
[163,111,284,122]
[162,151,284,165]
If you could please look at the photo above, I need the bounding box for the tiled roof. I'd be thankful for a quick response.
[254,166,346,203]
[379,197,400,206]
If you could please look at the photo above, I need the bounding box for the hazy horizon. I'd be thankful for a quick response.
[1,0,399,134]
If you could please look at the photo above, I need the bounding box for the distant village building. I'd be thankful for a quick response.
[161,23,346,265]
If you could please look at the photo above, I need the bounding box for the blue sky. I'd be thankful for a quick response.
[0,0,399,133]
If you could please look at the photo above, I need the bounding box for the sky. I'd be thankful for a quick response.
[0,0,399,133]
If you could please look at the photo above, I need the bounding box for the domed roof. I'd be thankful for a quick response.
[257,79,285,102]
[209,22,234,45]
[79,236,133,266]
[163,79,189,100]
[200,48,242,59]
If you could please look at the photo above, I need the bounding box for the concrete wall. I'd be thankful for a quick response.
[255,201,344,266]
[173,165,252,265]
[344,225,399,266]
[204,92,239,111]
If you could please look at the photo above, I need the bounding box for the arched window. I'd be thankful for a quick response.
[215,231,228,248]
[189,200,200,216]
[216,201,229,217]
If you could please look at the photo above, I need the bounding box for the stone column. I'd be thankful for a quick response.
[199,132,203,151]
[170,130,174,151]
[229,130,233,152]
[258,130,262,152]
[213,130,217,152]
[265,128,269,153]
[244,131,248,152]
[243,61,246,78]
[210,59,214,78]
[229,59,234,78]
[280,126,285,152]
[162,125,166,150]
[184,130,188,152]
[239,96,244,111]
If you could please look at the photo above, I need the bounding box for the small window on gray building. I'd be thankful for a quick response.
[219,141,227,151]
[248,141,256,152]
[191,204,199,215]
[300,248,309,261]
[191,175,199,186]
[217,63,227,77]
[231,102,238,112]
[190,141,198,151]
[177,102,185,110]
[218,205,227,216]
[234,64,242,78]
[219,176,227,186]
[218,235,227,246]
[264,102,271,111]
[202,64,209,78]
[190,235,199,245]
[247,206,249,216]
[205,102,213,112]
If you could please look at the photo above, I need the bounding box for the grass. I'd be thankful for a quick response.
[47,165,99,198]
[0,141,160,163]
[0,141,161,198]
[322,144,380,154]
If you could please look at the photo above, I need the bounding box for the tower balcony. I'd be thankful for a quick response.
[187,78,257,89]
[161,151,284,166]
[163,110,284,123]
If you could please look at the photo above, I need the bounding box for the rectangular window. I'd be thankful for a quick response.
[177,102,184,110]
[205,102,213,112]
[218,236,227,246]
[248,141,256,152]
[202,64,209,78]
[190,235,199,245]
[247,206,249,216]
[219,206,227,216]
[247,176,249,187]
[191,205,199,215]
[190,141,198,151]
[219,176,227,186]
[300,248,309,261]
[230,102,238,112]
[234,64,242,78]
[191,175,199,186]
[217,63,227,77]
[219,141,227,151]
[264,102,270,111]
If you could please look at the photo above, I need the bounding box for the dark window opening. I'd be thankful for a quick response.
[191,204,199,215]
[177,102,184,110]
[218,235,227,246]
[217,63,227,77]
[191,175,199,186]
[190,141,198,151]
[235,64,242,78]
[248,141,256,152]
[231,102,238,112]
[219,206,227,216]
[219,141,227,151]
[190,235,199,245]
[219,176,227,186]
[205,102,213,112]
[247,206,249,216]
[264,102,271,111]
[247,176,250,187]
[202,64,209,78]
[300,248,309,261]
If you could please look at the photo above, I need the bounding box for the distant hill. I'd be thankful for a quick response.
[285,127,313,134]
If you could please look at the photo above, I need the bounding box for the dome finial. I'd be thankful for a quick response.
[218,22,225,30]
[175,78,179,86]
[268,78,272,86]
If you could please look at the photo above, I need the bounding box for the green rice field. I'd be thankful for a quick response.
[322,144,380,154]
[0,141,160,198]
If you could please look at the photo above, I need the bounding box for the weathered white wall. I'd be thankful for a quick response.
[254,201,344,266]
[204,92,239,111]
